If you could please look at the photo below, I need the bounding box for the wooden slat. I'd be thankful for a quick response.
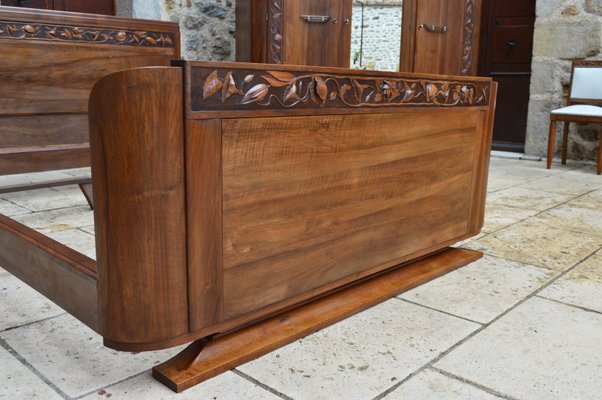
[0,144,90,175]
[0,214,98,332]
[186,119,224,331]
[152,247,483,392]
[221,109,481,318]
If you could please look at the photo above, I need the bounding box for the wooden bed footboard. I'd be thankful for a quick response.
[87,61,497,352]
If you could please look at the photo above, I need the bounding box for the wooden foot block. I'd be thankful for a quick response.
[152,247,482,392]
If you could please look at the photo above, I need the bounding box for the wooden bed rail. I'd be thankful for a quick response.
[0,214,98,331]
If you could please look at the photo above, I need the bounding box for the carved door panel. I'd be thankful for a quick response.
[401,0,481,76]
[236,0,352,68]
[478,0,535,152]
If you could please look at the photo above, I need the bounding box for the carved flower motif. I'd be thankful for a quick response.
[22,25,35,34]
[116,31,126,42]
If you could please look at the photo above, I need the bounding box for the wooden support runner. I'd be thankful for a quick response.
[152,247,482,393]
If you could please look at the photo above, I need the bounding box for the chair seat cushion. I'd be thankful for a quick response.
[551,104,602,117]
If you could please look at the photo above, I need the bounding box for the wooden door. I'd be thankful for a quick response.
[236,0,352,68]
[282,0,352,67]
[0,0,51,8]
[401,0,481,75]
[478,0,535,152]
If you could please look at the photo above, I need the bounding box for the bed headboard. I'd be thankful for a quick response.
[0,6,179,175]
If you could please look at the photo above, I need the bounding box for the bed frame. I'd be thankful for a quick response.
[0,7,179,195]
[0,61,496,392]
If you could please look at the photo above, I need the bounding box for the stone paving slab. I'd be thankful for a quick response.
[382,369,505,400]
[1,314,185,398]
[482,204,540,233]
[12,205,94,234]
[0,346,63,400]
[530,203,602,238]
[238,299,479,400]
[515,169,602,195]
[1,187,88,213]
[485,187,575,211]
[399,255,557,323]
[467,221,602,271]
[0,275,65,332]
[80,371,282,400]
[539,254,602,313]
[435,297,602,400]
[0,199,31,217]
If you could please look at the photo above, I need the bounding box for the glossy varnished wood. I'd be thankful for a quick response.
[153,247,483,392]
[221,110,483,318]
[186,119,224,330]
[89,67,189,346]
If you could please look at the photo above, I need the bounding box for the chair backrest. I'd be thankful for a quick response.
[569,61,602,105]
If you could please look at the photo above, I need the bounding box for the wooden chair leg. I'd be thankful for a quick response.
[598,131,602,175]
[547,118,557,169]
[562,121,570,165]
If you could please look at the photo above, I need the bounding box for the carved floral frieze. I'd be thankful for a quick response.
[190,68,491,112]
[0,20,175,47]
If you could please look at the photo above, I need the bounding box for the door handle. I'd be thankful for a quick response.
[301,15,331,23]
[418,24,448,33]
[507,39,518,49]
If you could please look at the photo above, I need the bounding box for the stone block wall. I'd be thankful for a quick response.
[526,0,602,160]
[116,0,236,61]
[351,0,403,71]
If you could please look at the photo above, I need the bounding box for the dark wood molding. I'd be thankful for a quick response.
[0,19,176,47]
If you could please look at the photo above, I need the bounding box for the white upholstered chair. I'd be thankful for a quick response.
[547,61,602,175]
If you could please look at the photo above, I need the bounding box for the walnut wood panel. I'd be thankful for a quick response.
[0,6,179,176]
[153,247,483,392]
[186,119,224,331]
[221,109,482,318]
[0,213,98,331]
[89,67,189,346]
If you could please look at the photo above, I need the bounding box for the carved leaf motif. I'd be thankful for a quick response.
[340,83,351,98]
[203,70,223,100]
[329,92,337,101]
[268,70,295,82]
[261,74,290,88]
[284,84,299,102]
[241,84,269,104]
[222,71,241,101]
[314,76,328,104]
[244,74,255,83]
[22,25,35,34]
[145,36,157,45]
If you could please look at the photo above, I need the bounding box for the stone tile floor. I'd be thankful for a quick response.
[1,157,601,399]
